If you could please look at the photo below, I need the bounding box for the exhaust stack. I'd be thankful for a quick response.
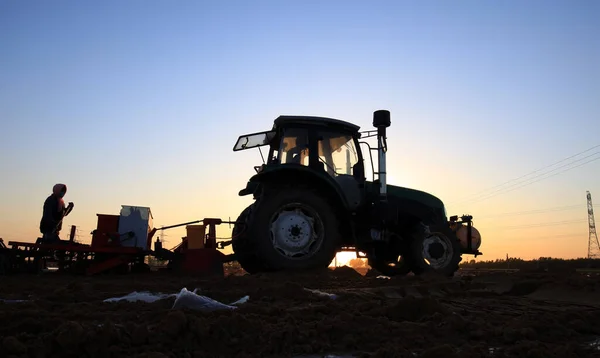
[373,110,391,200]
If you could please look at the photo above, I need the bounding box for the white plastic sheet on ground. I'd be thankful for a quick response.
[303,288,338,300]
[103,288,249,312]
[172,288,249,311]
[103,291,177,303]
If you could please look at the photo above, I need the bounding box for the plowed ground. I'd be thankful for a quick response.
[2,267,600,358]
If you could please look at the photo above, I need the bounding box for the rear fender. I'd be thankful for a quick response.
[245,166,355,245]
[248,165,350,210]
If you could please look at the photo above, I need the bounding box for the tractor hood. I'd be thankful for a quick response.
[366,182,447,221]
[386,184,445,210]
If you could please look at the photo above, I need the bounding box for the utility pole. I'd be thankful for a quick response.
[587,191,600,259]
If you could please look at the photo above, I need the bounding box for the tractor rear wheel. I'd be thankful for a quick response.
[408,221,462,277]
[231,204,265,274]
[246,185,341,271]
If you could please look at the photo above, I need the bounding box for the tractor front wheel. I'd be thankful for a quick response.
[408,222,462,277]
[247,186,341,271]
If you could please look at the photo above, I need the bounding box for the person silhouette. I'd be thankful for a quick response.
[39,183,74,243]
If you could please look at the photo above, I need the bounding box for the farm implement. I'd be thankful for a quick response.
[0,206,236,276]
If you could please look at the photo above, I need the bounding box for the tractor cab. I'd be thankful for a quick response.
[234,115,365,180]
[234,116,369,209]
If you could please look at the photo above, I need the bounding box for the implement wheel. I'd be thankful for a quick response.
[246,185,341,271]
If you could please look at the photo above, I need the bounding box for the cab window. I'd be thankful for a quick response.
[317,131,359,177]
[279,128,309,166]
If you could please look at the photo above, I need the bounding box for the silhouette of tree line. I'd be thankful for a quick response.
[459,257,600,271]
[345,256,600,272]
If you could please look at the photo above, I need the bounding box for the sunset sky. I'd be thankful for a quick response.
[1,0,599,265]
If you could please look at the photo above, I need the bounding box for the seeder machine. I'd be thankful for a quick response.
[0,205,237,276]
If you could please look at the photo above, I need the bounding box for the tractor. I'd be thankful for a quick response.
[230,110,482,276]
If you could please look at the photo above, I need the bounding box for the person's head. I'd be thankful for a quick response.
[52,183,67,198]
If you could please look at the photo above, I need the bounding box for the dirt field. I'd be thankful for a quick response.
[2,267,600,358]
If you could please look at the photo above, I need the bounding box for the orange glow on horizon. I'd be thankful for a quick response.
[330,251,360,267]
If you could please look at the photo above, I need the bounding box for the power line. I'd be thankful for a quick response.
[458,151,600,205]
[471,155,600,204]
[503,219,587,230]
[476,204,600,220]
[451,144,600,205]
[511,233,587,240]
[458,154,600,206]
[454,144,600,203]
[476,204,581,219]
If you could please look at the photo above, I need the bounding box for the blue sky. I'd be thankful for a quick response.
[1,0,599,260]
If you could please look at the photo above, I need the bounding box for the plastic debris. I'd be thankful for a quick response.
[230,295,250,305]
[172,288,246,311]
[0,299,29,303]
[588,337,600,350]
[304,288,338,300]
[103,288,249,312]
[376,275,391,280]
[103,291,176,303]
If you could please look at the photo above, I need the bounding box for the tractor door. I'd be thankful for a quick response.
[316,131,364,210]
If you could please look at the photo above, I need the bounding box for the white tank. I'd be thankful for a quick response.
[455,224,481,251]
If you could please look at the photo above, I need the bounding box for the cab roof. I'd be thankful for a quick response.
[273,115,360,133]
